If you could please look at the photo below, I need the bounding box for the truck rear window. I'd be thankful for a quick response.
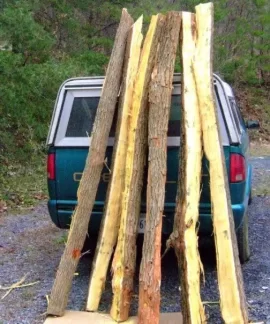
[66,97,99,137]
[169,95,181,136]
[48,77,230,147]
[65,95,181,138]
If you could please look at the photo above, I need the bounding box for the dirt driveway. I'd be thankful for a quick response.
[0,157,270,324]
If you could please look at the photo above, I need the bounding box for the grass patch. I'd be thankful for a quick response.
[250,142,270,157]
[54,233,68,245]
[0,154,47,211]
[236,85,270,142]
[253,185,270,197]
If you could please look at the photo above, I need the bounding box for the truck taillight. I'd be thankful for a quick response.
[47,153,55,180]
[230,153,246,183]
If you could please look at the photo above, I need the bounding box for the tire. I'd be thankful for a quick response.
[237,211,250,264]
[248,189,252,205]
[82,234,98,256]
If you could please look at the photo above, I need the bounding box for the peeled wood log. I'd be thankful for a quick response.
[46,9,133,317]
[110,14,164,322]
[193,3,248,323]
[86,16,143,312]
[138,12,181,324]
[169,12,206,324]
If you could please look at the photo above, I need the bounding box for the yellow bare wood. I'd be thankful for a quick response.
[172,11,206,324]
[110,14,164,322]
[86,16,143,312]
[193,3,248,323]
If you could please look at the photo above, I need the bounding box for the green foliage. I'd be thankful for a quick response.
[0,0,268,207]
[0,155,47,209]
[213,0,270,85]
[0,51,108,162]
[0,1,55,63]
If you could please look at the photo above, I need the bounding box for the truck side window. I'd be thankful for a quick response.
[235,102,246,129]
[228,97,242,135]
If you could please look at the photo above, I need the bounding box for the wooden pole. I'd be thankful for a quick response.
[110,14,164,322]
[86,16,143,312]
[193,3,248,323]
[46,9,133,317]
[138,12,181,324]
[170,12,206,324]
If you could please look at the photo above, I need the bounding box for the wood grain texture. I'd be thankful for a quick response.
[110,14,164,322]
[46,9,133,317]
[171,11,206,324]
[138,12,181,324]
[194,3,248,323]
[86,15,143,313]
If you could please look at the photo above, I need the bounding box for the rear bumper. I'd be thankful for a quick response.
[198,202,246,235]
[48,199,247,235]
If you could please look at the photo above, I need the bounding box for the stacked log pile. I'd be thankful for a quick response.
[46,3,249,324]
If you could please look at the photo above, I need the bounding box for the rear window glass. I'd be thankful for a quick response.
[169,95,181,136]
[66,97,98,137]
[65,95,181,138]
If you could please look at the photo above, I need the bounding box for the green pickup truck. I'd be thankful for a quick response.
[46,73,258,262]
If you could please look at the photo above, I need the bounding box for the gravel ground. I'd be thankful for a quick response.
[0,157,270,324]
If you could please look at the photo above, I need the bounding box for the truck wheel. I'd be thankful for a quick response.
[83,234,98,255]
[237,211,250,264]
[248,190,252,205]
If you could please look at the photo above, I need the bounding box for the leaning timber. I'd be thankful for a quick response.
[170,11,206,324]
[110,14,165,322]
[193,3,248,323]
[86,16,143,312]
[138,12,181,324]
[46,9,134,317]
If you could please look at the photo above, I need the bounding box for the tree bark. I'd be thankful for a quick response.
[193,3,248,323]
[46,9,133,317]
[138,12,181,324]
[86,16,143,312]
[110,14,165,322]
[170,12,206,324]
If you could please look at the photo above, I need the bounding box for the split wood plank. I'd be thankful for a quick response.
[170,11,206,324]
[110,14,165,322]
[46,9,134,317]
[86,16,143,312]
[138,12,181,324]
[193,3,248,323]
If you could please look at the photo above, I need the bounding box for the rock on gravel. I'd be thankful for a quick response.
[0,158,270,323]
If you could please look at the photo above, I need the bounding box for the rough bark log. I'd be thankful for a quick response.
[110,14,165,322]
[170,12,206,324]
[138,12,181,324]
[193,3,248,323]
[86,16,143,312]
[46,9,133,317]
